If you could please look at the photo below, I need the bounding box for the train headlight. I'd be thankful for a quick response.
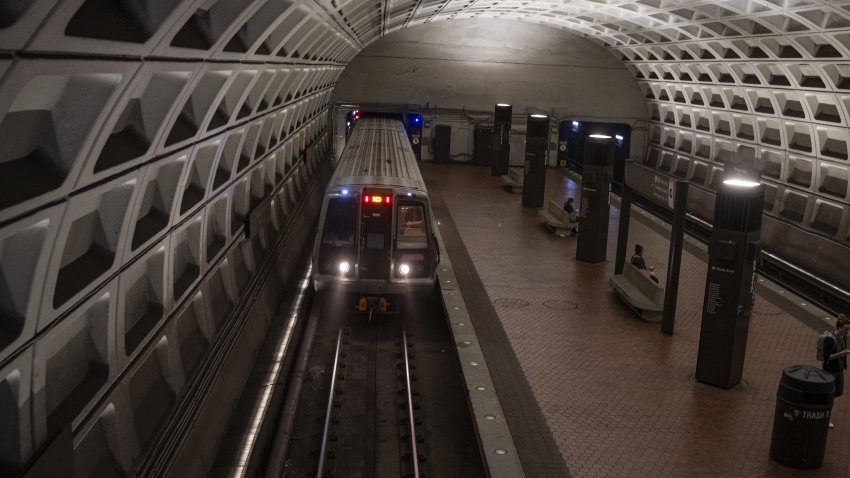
[339,261,351,273]
[399,263,410,275]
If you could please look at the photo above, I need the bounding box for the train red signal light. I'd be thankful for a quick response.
[362,194,392,205]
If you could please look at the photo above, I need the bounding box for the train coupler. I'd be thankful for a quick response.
[356,296,393,316]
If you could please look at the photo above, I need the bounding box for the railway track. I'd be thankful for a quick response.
[314,327,426,477]
[279,293,484,478]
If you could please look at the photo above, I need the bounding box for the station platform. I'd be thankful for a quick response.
[422,162,850,477]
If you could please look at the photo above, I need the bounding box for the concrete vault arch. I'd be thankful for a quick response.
[1,0,849,475]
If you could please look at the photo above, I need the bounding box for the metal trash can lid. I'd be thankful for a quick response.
[780,365,835,394]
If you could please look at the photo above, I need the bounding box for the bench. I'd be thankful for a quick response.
[538,200,578,237]
[500,167,523,193]
[609,262,665,322]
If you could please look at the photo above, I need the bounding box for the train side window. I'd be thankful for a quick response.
[398,203,427,247]
[321,197,357,246]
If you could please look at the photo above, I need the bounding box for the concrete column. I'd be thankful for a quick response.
[521,114,548,208]
[576,135,614,263]
[695,180,764,389]
[491,104,512,176]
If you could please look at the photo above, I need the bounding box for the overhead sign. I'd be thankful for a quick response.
[647,171,674,208]
[626,162,675,210]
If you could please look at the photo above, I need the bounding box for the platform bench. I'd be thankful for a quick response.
[500,167,523,193]
[538,200,578,237]
[609,262,664,322]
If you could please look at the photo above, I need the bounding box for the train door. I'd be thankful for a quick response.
[360,190,393,280]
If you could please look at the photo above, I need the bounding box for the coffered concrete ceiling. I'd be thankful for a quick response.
[2,1,850,475]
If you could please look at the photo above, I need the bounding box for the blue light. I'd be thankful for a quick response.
[342,189,349,195]
[406,192,413,197]
[615,134,624,141]
[413,116,420,123]
[572,121,579,127]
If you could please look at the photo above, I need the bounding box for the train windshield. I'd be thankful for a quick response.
[397,203,427,248]
[321,196,357,246]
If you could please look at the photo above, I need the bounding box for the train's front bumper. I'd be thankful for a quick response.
[313,275,433,313]
[313,274,433,294]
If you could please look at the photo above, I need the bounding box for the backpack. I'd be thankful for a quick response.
[817,331,837,362]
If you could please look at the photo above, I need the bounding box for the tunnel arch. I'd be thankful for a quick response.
[331,17,650,167]
[332,18,647,122]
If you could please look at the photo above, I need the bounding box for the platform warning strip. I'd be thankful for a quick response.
[428,186,572,478]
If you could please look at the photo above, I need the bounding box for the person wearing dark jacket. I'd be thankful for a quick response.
[562,197,578,233]
[563,197,575,214]
[631,244,658,283]
[631,244,648,269]
[823,313,850,428]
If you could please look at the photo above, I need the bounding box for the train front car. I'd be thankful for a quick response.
[312,117,439,314]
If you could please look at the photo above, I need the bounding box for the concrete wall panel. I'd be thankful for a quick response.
[0,60,135,223]
[118,238,170,363]
[31,282,116,447]
[76,64,198,188]
[39,172,138,329]
[0,0,59,51]
[0,347,34,475]
[0,204,64,364]
[28,0,192,56]
[123,152,189,258]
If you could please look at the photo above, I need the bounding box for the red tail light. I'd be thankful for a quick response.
[364,195,391,205]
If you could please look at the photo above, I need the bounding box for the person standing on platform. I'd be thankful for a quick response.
[822,313,850,428]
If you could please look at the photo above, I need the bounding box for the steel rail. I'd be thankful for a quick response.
[401,330,420,478]
[761,250,850,299]
[317,328,344,478]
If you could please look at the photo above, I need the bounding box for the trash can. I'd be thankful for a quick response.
[769,365,835,469]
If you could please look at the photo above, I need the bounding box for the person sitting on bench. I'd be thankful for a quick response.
[631,243,658,283]
[563,197,578,233]
[563,197,575,214]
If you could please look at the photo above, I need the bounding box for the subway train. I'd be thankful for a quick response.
[312,116,439,313]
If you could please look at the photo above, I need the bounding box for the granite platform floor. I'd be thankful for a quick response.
[421,162,849,478]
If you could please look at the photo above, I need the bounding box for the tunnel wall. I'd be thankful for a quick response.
[332,19,649,161]
[0,1,350,476]
[613,28,850,294]
[4,1,850,475]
